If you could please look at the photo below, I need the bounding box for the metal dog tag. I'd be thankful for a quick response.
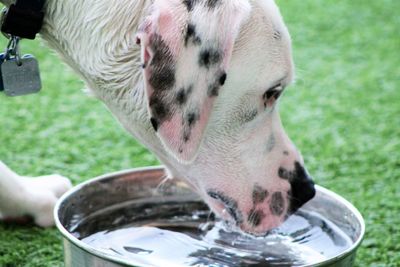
[1,54,41,96]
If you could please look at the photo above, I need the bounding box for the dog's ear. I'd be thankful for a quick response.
[137,0,250,163]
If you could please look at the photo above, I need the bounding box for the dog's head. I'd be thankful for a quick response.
[137,0,315,235]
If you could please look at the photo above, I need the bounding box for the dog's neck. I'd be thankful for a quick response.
[1,0,171,161]
[42,0,169,157]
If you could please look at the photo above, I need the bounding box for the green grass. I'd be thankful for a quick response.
[0,0,399,266]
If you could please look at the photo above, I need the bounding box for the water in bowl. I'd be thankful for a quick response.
[71,196,352,267]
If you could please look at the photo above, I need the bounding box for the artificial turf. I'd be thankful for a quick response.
[0,0,399,266]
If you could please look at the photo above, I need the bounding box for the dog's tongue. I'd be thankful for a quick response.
[137,0,251,163]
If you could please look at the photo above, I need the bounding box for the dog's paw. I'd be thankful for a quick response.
[22,174,73,227]
[0,188,58,228]
[24,174,73,198]
[0,162,73,227]
[0,175,73,227]
[28,189,59,227]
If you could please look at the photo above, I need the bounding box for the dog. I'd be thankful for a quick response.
[0,0,315,235]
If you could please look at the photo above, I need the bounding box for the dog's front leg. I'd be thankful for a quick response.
[0,161,72,227]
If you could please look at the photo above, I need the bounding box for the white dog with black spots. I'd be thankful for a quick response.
[0,0,315,235]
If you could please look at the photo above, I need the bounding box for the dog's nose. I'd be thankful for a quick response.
[278,161,316,213]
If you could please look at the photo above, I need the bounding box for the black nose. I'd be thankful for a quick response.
[278,161,316,213]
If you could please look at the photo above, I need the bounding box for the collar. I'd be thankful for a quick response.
[1,0,45,40]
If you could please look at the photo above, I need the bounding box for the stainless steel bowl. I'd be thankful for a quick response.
[54,166,365,267]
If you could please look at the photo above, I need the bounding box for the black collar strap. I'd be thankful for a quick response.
[1,0,45,40]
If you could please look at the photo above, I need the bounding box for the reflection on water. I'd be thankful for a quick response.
[74,199,352,267]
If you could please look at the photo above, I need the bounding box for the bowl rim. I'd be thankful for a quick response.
[54,166,365,267]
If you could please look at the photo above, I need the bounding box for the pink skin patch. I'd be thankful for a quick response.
[156,10,187,57]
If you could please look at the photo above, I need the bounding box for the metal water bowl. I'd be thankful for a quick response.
[55,166,365,267]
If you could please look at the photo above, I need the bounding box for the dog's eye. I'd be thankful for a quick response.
[262,83,284,108]
[263,83,283,101]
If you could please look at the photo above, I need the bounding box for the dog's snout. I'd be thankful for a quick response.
[279,161,316,213]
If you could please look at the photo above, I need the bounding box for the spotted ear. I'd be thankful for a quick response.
[137,0,251,163]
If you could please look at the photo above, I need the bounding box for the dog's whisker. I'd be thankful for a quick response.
[155,174,170,192]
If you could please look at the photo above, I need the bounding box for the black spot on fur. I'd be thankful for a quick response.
[206,0,221,8]
[283,151,289,156]
[270,192,285,216]
[176,85,193,105]
[149,35,176,91]
[141,63,146,69]
[176,89,187,105]
[185,24,195,45]
[219,72,227,86]
[176,85,192,106]
[185,24,202,46]
[149,64,175,91]
[149,95,171,122]
[183,131,191,143]
[183,0,198,11]
[278,162,316,213]
[252,185,269,204]
[184,0,219,12]
[186,23,195,39]
[208,71,226,97]
[207,190,243,224]
[208,83,220,97]
[146,35,177,125]
[248,209,266,227]
[182,111,200,142]
[150,117,159,131]
[187,112,199,127]
[193,36,202,45]
[199,48,222,68]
